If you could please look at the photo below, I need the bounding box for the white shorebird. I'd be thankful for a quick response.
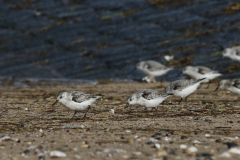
[52,91,102,119]
[125,89,172,111]
[136,60,173,83]
[182,66,222,88]
[214,79,240,100]
[165,78,206,104]
[222,46,240,62]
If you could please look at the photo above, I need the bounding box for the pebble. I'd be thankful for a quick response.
[205,134,211,137]
[192,140,202,144]
[50,150,67,158]
[155,144,161,149]
[132,151,142,155]
[180,144,187,149]
[146,138,158,144]
[110,109,115,114]
[229,147,240,154]
[187,146,198,156]
[218,151,231,158]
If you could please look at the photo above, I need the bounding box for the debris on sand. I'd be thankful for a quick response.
[50,150,67,158]
[0,135,20,142]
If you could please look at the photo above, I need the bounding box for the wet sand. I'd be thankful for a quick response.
[1,81,240,159]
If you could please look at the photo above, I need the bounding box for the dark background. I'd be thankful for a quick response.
[0,0,240,82]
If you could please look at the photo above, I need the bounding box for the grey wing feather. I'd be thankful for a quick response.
[233,46,240,55]
[141,89,168,100]
[197,66,212,74]
[171,79,196,91]
[232,79,240,89]
[145,61,167,71]
[71,91,97,103]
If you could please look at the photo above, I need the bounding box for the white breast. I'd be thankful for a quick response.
[174,82,200,98]
[60,98,97,111]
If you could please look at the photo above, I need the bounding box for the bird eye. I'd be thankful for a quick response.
[60,96,62,99]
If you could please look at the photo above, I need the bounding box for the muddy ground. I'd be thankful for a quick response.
[1,81,240,160]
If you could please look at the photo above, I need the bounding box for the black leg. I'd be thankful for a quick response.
[197,84,202,89]
[83,106,91,119]
[185,94,191,103]
[205,81,211,89]
[179,97,183,104]
[71,110,77,119]
[143,107,147,112]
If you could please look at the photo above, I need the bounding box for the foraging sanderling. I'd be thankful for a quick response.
[214,79,240,100]
[52,91,102,119]
[182,66,221,88]
[222,46,240,62]
[165,78,206,104]
[125,89,172,110]
[136,60,173,83]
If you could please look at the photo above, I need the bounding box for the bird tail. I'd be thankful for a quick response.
[95,94,104,97]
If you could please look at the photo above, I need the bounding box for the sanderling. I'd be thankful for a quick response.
[222,46,240,62]
[165,78,206,104]
[136,60,173,83]
[52,91,102,119]
[182,66,221,88]
[125,89,172,110]
[214,79,240,100]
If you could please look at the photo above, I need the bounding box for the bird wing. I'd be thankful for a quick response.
[197,66,212,74]
[141,89,167,100]
[71,91,97,103]
[232,79,240,89]
[171,79,198,91]
[145,61,167,71]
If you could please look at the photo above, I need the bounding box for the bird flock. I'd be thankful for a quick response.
[52,46,240,119]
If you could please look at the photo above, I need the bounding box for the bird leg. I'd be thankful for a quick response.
[82,105,91,119]
[185,94,191,104]
[178,97,183,104]
[197,83,202,89]
[70,110,77,119]
[205,81,211,89]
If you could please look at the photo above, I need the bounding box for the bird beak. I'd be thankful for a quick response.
[52,100,59,106]
[214,85,219,92]
[125,103,129,108]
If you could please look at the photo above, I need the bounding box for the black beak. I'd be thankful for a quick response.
[52,100,59,106]
[214,85,219,92]
[125,103,129,108]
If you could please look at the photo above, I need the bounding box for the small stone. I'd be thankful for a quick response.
[146,138,158,144]
[50,150,67,158]
[180,144,187,149]
[156,149,168,158]
[39,129,43,133]
[110,109,115,114]
[81,144,89,148]
[187,146,198,156]
[132,152,142,155]
[229,147,240,154]
[155,144,161,149]
[192,140,202,144]
[218,151,231,158]
[75,154,81,159]
[205,134,211,137]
